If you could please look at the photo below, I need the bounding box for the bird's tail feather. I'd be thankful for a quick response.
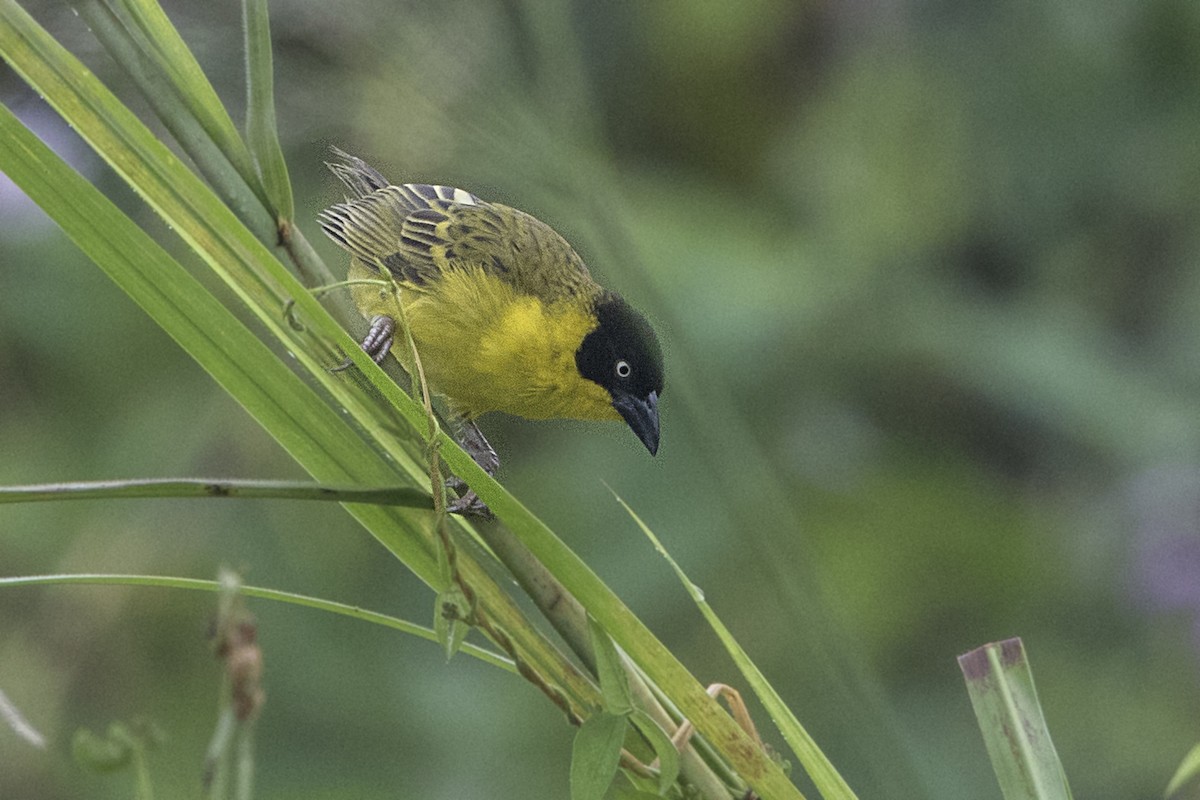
[325,146,390,199]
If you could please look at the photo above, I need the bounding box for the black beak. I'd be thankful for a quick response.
[613,391,660,456]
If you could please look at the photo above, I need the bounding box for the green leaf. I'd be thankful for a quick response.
[0,93,437,569]
[1166,743,1200,799]
[630,709,679,794]
[589,616,633,716]
[434,586,471,661]
[241,0,293,221]
[958,638,1074,800]
[570,712,628,800]
[615,491,854,800]
[0,0,440,572]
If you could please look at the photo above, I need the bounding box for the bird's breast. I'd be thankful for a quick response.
[402,269,618,422]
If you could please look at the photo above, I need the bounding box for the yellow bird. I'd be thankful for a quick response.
[318,150,663,513]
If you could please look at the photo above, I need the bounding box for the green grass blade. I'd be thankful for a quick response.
[0,574,516,672]
[455,473,806,797]
[0,478,431,508]
[1,0,433,486]
[0,0,435,562]
[958,639,1073,800]
[105,0,264,200]
[241,0,293,221]
[75,0,276,242]
[615,492,859,800]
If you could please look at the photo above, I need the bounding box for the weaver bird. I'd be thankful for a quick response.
[318,150,663,514]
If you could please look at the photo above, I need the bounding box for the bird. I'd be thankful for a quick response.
[317,149,663,515]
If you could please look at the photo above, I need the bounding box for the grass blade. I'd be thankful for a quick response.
[0,101,394,524]
[0,478,430,508]
[958,638,1073,800]
[0,688,45,749]
[106,0,264,200]
[75,0,276,242]
[629,710,680,793]
[241,0,293,221]
[615,491,858,800]
[0,574,516,671]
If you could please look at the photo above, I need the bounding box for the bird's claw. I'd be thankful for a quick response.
[360,315,395,363]
[330,314,396,373]
[447,488,493,519]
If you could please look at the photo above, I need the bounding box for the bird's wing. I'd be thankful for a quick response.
[319,185,595,297]
[319,183,479,285]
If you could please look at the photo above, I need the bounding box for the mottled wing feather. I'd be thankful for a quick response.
[415,202,595,297]
[320,190,408,274]
[318,184,474,284]
[320,179,595,298]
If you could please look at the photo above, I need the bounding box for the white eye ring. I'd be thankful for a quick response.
[615,360,632,378]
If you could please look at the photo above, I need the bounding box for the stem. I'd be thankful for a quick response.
[0,478,430,507]
[469,519,738,798]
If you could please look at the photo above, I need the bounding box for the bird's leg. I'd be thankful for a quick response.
[328,315,495,517]
[447,418,499,518]
[456,419,500,475]
[331,314,396,372]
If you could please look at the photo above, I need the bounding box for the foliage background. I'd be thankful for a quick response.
[3,0,1200,798]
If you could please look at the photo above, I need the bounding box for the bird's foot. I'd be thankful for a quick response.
[445,418,499,518]
[447,489,494,519]
[331,314,395,372]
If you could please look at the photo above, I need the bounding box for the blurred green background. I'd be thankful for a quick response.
[4,0,1200,797]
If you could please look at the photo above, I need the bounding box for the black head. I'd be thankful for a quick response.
[575,293,664,455]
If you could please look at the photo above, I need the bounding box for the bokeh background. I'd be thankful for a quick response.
[4,0,1200,797]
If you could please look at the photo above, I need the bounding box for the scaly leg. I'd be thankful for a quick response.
[448,418,499,518]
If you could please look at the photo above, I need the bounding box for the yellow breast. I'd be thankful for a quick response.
[350,260,620,422]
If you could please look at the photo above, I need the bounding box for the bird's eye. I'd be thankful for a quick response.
[615,359,632,379]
